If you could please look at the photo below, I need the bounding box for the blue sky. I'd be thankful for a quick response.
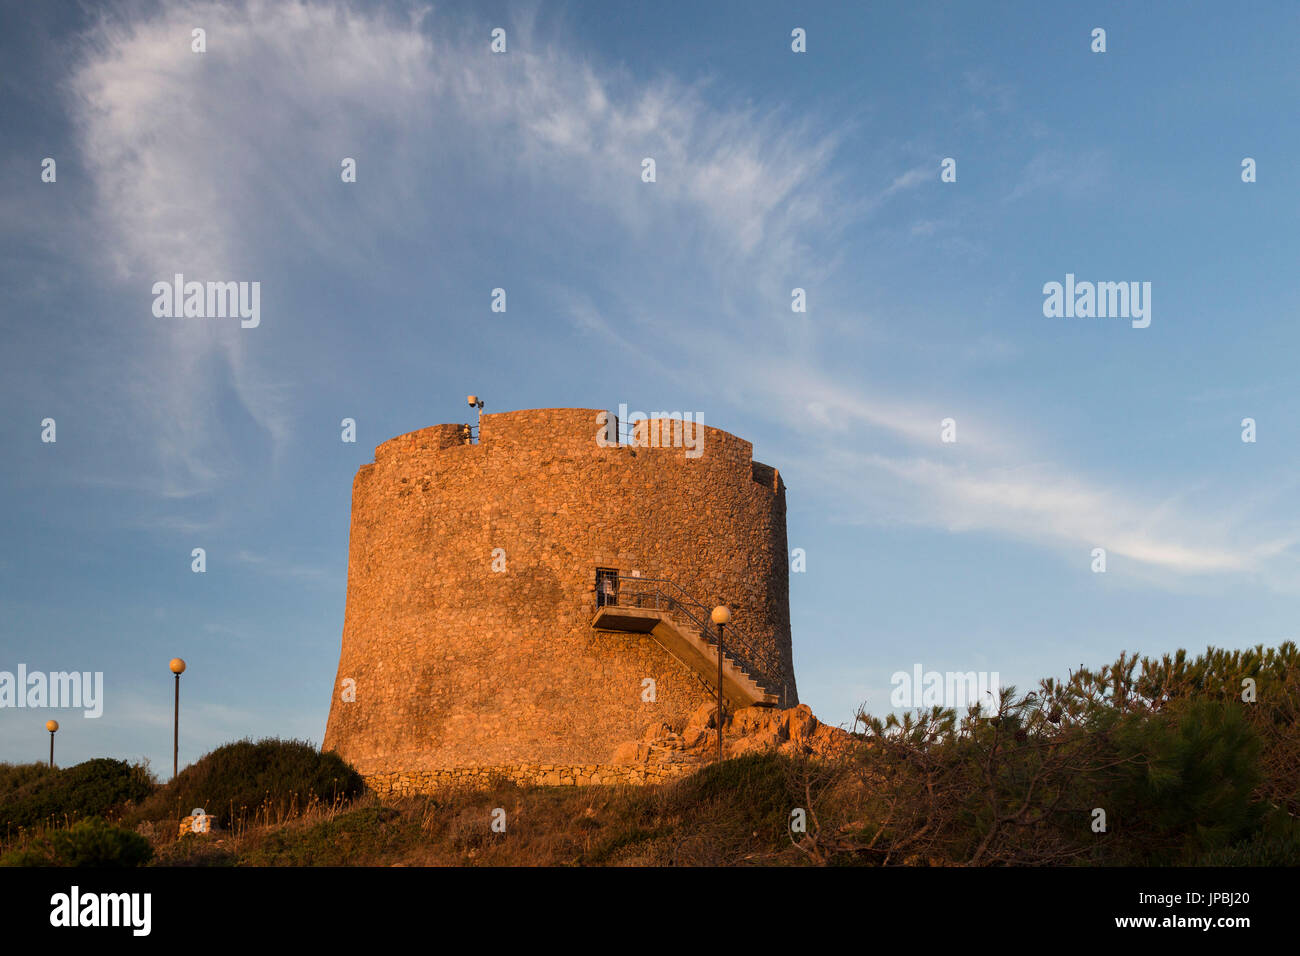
[3,0,1300,773]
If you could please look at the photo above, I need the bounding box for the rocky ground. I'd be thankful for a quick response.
[610,702,855,768]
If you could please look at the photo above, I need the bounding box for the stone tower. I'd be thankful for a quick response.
[322,407,797,779]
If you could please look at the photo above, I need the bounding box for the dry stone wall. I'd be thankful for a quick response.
[364,763,696,795]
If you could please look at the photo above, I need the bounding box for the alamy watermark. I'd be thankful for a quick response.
[0,665,103,718]
[595,404,705,458]
[50,886,150,936]
[890,665,1000,715]
[152,274,260,328]
[1042,273,1150,328]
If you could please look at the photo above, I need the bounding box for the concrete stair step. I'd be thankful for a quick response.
[593,604,778,708]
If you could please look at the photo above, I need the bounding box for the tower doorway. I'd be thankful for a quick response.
[595,568,619,607]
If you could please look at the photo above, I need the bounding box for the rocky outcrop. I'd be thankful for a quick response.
[611,703,854,768]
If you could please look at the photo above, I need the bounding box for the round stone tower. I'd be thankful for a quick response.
[322,407,797,777]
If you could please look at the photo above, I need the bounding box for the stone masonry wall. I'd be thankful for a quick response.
[364,763,696,795]
[322,407,796,776]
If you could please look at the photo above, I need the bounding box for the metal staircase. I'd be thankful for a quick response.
[590,574,783,708]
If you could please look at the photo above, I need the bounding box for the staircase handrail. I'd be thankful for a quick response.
[609,574,782,696]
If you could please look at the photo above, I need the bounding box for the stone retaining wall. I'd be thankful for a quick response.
[364,762,699,795]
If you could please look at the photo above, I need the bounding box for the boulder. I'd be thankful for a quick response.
[614,703,853,768]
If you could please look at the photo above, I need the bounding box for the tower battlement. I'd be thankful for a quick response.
[368,408,781,487]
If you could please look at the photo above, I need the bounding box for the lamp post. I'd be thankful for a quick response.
[467,395,485,442]
[170,658,186,780]
[46,720,58,768]
[711,606,731,763]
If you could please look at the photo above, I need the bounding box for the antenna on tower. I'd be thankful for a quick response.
[467,395,485,443]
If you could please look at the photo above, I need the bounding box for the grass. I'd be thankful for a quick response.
[131,752,807,867]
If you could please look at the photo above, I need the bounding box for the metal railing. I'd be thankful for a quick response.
[602,574,783,697]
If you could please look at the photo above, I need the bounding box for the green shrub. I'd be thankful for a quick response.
[849,652,1285,866]
[129,738,365,830]
[0,817,153,867]
[1199,833,1300,866]
[1105,699,1264,864]
[0,763,55,798]
[1197,812,1300,865]
[0,759,155,832]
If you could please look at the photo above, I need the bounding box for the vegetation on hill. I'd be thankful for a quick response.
[1,817,153,867]
[0,758,152,833]
[156,753,804,867]
[0,645,1296,866]
[833,643,1300,865]
[123,737,365,831]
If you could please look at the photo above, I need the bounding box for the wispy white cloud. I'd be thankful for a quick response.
[715,356,1297,581]
[58,0,1290,589]
[64,0,847,499]
[859,454,1291,574]
[884,165,931,196]
[234,549,332,582]
[1006,147,1110,202]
